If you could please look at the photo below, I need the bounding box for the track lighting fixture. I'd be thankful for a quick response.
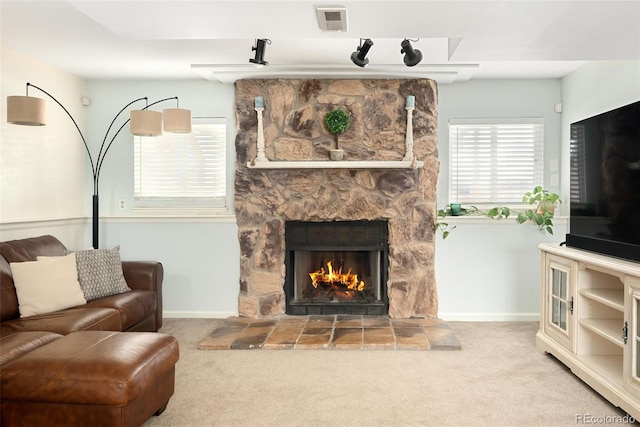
[249,38,271,67]
[401,39,423,67]
[350,38,374,67]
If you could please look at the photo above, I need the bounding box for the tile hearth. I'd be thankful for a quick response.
[198,316,461,351]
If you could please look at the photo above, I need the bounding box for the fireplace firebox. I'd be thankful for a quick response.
[285,221,389,315]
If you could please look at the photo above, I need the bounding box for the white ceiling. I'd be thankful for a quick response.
[1,0,639,84]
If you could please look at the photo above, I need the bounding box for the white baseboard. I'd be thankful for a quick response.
[439,313,539,322]
[163,311,238,319]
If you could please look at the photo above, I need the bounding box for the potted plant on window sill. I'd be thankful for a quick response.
[435,186,562,239]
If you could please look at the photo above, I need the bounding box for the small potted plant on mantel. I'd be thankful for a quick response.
[324,108,351,161]
[435,186,562,239]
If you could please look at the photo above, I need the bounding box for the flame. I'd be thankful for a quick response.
[309,261,365,292]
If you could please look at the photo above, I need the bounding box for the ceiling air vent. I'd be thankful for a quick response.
[317,7,348,32]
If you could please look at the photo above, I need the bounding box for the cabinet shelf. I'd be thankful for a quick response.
[579,288,624,312]
[579,318,625,347]
[579,355,624,388]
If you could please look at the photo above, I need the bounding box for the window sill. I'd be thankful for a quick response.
[439,215,568,225]
[102,214,237,224]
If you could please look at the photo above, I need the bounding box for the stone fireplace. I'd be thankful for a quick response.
[234,78,439,319]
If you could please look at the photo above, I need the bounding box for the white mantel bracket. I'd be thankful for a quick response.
[254,107,268,162]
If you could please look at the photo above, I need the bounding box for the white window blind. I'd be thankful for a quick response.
[134,117,226,209]
[449,118,544,204]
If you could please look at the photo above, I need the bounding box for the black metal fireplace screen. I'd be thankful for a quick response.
[285,220,389,315]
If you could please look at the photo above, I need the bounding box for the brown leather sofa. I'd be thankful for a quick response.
[0,235,163,338]
[0,235,177,426]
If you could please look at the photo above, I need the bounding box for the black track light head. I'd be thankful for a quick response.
[250,38,270,66]
[351,38,374,67]
[401,39,422,67]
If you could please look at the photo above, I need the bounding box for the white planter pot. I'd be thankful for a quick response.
[329,149,344,161]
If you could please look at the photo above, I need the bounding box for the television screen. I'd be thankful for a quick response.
[567,100,640,262]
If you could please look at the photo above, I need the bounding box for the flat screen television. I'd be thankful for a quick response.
[566,100,640,263]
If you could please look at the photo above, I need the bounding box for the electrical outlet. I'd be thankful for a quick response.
[119,199,126,210]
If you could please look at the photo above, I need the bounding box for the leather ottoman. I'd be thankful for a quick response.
[1,331,179,427]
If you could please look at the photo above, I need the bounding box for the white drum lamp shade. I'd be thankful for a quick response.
[163,108,192,133]
[7,96,46,126]
[130,110,163,136]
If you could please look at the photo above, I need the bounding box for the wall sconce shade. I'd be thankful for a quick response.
[401,39,423,67]
[163,108,192,133]
[351,38,374,67]
[249,38,270,66]
[7,96,46,126]
[130,110,163,136]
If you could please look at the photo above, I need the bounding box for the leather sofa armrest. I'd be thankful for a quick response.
[122,261,164,330]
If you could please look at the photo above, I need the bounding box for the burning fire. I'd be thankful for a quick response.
[309,261,365,291]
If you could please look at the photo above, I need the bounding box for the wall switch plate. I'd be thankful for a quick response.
[550,173,559,187]
[550,159,559,173]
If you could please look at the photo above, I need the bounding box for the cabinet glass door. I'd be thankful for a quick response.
[636,296,640,377]
[551,268,568,332]
[624,277,640,399]
[543,253,574,351]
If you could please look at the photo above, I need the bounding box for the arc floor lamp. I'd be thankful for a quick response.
[6,83,192,249]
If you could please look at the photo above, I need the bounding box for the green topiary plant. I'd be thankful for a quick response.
[324,108,351,149]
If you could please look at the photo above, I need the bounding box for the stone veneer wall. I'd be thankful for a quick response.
[234,79,439,319]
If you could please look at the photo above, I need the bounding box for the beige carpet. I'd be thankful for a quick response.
[143,319,631,427]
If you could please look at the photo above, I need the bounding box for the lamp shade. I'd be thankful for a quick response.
[163,108,192,133]
[7,96,46,126]
[130,110,163,136]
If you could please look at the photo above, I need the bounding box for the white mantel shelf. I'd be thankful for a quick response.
[246,160,424,170]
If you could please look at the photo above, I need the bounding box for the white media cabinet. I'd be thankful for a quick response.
[536,243,640,419]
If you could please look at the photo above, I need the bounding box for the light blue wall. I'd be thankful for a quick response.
[437,79,563,209]
[435,79,565,320]
[89,78,565,320]
[101,218,239,318]
[82,80,236,220]
[434,65,640,320]
[4,57,638,319]
[82,79,240,317]
[435,218,566,320]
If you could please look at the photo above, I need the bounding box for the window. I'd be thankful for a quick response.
[134,117,226,210]
[449,118,544,205]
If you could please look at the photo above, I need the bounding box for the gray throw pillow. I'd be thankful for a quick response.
[66,246,131,301]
